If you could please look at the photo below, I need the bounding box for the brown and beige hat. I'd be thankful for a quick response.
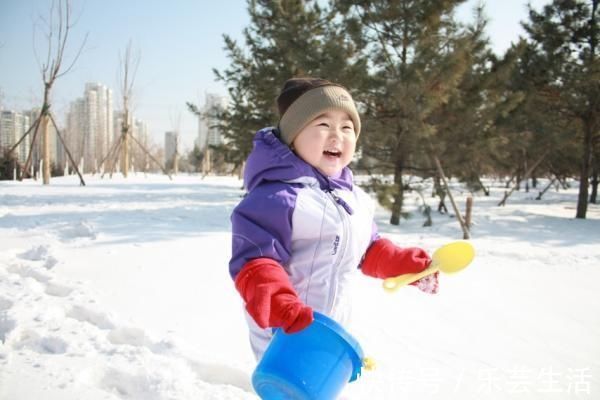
[276,78,361,145]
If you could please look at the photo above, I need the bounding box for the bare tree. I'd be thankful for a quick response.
[10,0,87,185]
[100,41,171,180]
[118,41,139,178]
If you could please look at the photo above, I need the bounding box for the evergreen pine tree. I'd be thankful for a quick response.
[521,0,599,218]
[432,6,525,195]
[195,0,367,171]
[337,0,478,224]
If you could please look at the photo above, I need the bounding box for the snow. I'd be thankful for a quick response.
[0,173,598,399]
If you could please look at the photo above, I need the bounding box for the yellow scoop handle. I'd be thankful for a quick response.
[383,241,475,292]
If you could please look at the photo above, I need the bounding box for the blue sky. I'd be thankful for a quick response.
[1,0,550,150]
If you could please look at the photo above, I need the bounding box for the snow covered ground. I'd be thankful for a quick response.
[0,173,598,400]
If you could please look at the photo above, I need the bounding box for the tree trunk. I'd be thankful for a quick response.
[434,175,448,213]
[19,118,42,180]
[536,176,557,200]
[48,113,86,186]
[41,114,50,184]
[498,150,549,206]
[434,156,470,239]
[465,196,473,229]
[475,174,490,196]
[202,148,212,177]
[174,134,179,175]
[42,88,51,184]
[576,122,593,218]
[523,153,529,192]
[121,131,129,177]
[590,155,598,204]
[390,160,404,226]
[121,108,130,178]
[238,161,245,180]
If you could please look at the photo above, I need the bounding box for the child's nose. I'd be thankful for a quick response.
[329,127,344,139]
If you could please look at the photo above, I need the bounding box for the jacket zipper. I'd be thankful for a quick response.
[326,190,350,313]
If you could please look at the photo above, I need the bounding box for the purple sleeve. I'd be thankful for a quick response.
[229,183,298,279]
[358,221,380,270]
[371,220,380,244]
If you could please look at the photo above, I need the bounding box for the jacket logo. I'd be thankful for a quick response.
[332,235,340,255]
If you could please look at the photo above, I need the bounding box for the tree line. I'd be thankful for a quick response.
[189,0,598,222]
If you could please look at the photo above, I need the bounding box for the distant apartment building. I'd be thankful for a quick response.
[113,112,148,144]
[196,94,227,152]
[65,82,113,172]
[164,131,178,168]
[133,119,148,145]
[0,110,33,164]
[0,109,61,171]
[66,99,85,164]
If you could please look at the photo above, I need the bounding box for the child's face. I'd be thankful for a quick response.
[292,109,357,177]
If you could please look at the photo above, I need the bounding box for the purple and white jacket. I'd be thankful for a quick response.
[229,127,376,359]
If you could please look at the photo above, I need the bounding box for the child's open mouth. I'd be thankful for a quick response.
[323,150,342,158]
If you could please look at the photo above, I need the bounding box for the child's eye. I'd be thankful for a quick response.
[318,122,329,128]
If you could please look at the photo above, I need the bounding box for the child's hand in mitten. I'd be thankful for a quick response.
[410,271,439,294]
[235,258,313,333]
[361,238,431,278]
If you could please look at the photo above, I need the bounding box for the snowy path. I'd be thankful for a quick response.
[1,174,599,399]
[0,176,256,400]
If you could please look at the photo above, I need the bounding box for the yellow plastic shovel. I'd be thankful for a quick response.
[383,241,475,292]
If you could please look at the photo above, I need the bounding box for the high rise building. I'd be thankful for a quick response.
[0,110,30,163]
[65,83,113,172]
[164,131,177,168]
[133,119,148,143]
[0,108,62,174]
[66,99,85,166]
[113,113,148,144]
[196,94,227,151]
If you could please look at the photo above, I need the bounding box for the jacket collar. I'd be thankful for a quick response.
[243,127,354,192]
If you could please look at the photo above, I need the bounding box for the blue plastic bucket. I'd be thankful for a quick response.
[252,312,364,400]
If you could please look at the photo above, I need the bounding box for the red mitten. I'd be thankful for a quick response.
[361,238,431,279]
[235,258,313,333]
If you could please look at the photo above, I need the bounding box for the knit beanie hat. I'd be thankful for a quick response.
[276,77,361,146]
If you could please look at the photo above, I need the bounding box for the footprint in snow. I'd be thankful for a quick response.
[43,256,59,269]
[100,368,165,400]
[7,264,52,283]
[45,281,74,297]
[0,296,16,344]
[187,359,253,393]
[11,329,68,354]
[67,305,115,330]
[107,327,152,347]
[106,327,176,355]
[17,245,59,269]
[0,297,12,311]
[18,245,51,261]
[60,220,97,241]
